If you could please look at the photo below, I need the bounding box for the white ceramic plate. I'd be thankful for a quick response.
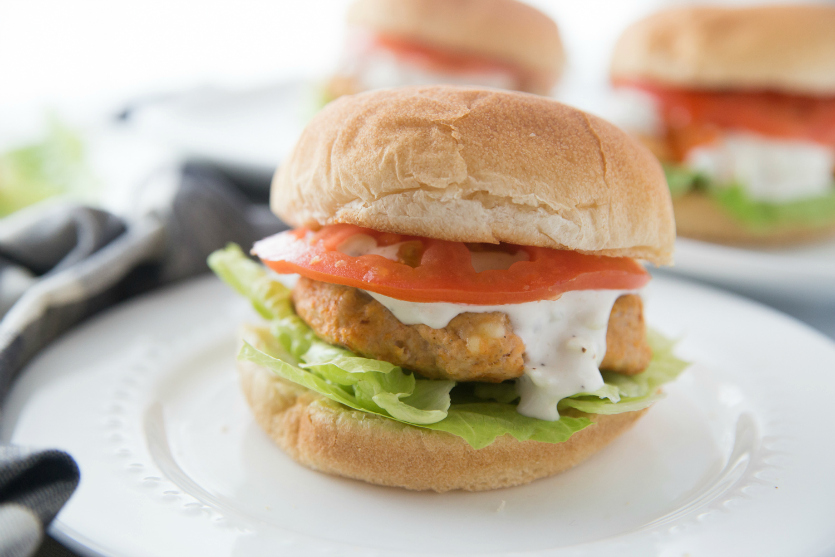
[668,235,835,304]
[128,80,316,179]
[3,275,835,557]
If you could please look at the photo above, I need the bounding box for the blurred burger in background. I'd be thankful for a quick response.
[610,5,835,246]
[323,0,564,102]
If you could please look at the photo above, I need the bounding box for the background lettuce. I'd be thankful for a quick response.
[0,119,94,216]
[663,163,706,197]
[711,185,835,229]
[663,163,835,229]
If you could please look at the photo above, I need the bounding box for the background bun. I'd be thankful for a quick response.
[347,0,563,91]
[673,192,835,246]
[611,5,835,95]
[239,359,648,492]
[272,86,675,265]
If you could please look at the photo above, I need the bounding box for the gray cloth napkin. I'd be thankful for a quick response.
[0,164,285,557]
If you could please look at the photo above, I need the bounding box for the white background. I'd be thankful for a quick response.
[3,0,814,143]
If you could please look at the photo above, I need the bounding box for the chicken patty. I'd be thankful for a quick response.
[292,278,651,383]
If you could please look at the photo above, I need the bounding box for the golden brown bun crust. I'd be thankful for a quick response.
[272,87,676,265]
[674,192,835,246]
[239,359,648,492]
[347,0,563,83]
[611,5,835,95]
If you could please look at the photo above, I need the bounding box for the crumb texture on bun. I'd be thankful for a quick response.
[611,5,835,94]
[272,86,675,265]
[239,359,647,492]
[347,0,563,80]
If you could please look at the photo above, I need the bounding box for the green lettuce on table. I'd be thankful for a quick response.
[209,244,689,449]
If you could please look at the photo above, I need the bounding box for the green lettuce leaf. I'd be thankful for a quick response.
[299,340,453,424]
[711,185,835,229]
[0,118,94,216]
[241,337,591,449]
[212,244,687,449]
[422,404,590,449]
[662,163,835,229]
[238,316,455,426]
[663,163,706,197]
[207,243,293,320]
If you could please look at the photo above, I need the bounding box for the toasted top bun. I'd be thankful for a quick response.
[347,0,564,80]
[272,86,675,265]
[611,5,835,95]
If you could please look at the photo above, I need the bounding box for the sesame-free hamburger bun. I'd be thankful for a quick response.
[610,4,835,95]
[344,0,565,95]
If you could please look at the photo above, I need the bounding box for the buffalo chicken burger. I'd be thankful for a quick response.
[324,0,564,101]
[209,86,687,492]
[611,5,835,245]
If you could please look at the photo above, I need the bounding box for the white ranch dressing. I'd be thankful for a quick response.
[686,133,835,202]
[365,289,627,421]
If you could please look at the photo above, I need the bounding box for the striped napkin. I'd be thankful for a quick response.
[0,163,284,556]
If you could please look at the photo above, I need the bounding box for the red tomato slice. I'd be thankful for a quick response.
[373,34,521,79]
[616,79,835,149]
[253,224,649,305]
[667,123,724,162]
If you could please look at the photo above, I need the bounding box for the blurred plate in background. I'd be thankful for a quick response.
[657,237,835,340]
[127,79,316,182]
[669,237,835,302]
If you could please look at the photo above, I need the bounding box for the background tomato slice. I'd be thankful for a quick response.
[373,34,519,77]
[616,80,835,150]
[253,224,650,305]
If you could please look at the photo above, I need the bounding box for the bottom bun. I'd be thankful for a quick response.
[674,192,835,246]
[239,359,648,492]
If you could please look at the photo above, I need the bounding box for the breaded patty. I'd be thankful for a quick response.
[292,278,651,383]
[601,293,652,375]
